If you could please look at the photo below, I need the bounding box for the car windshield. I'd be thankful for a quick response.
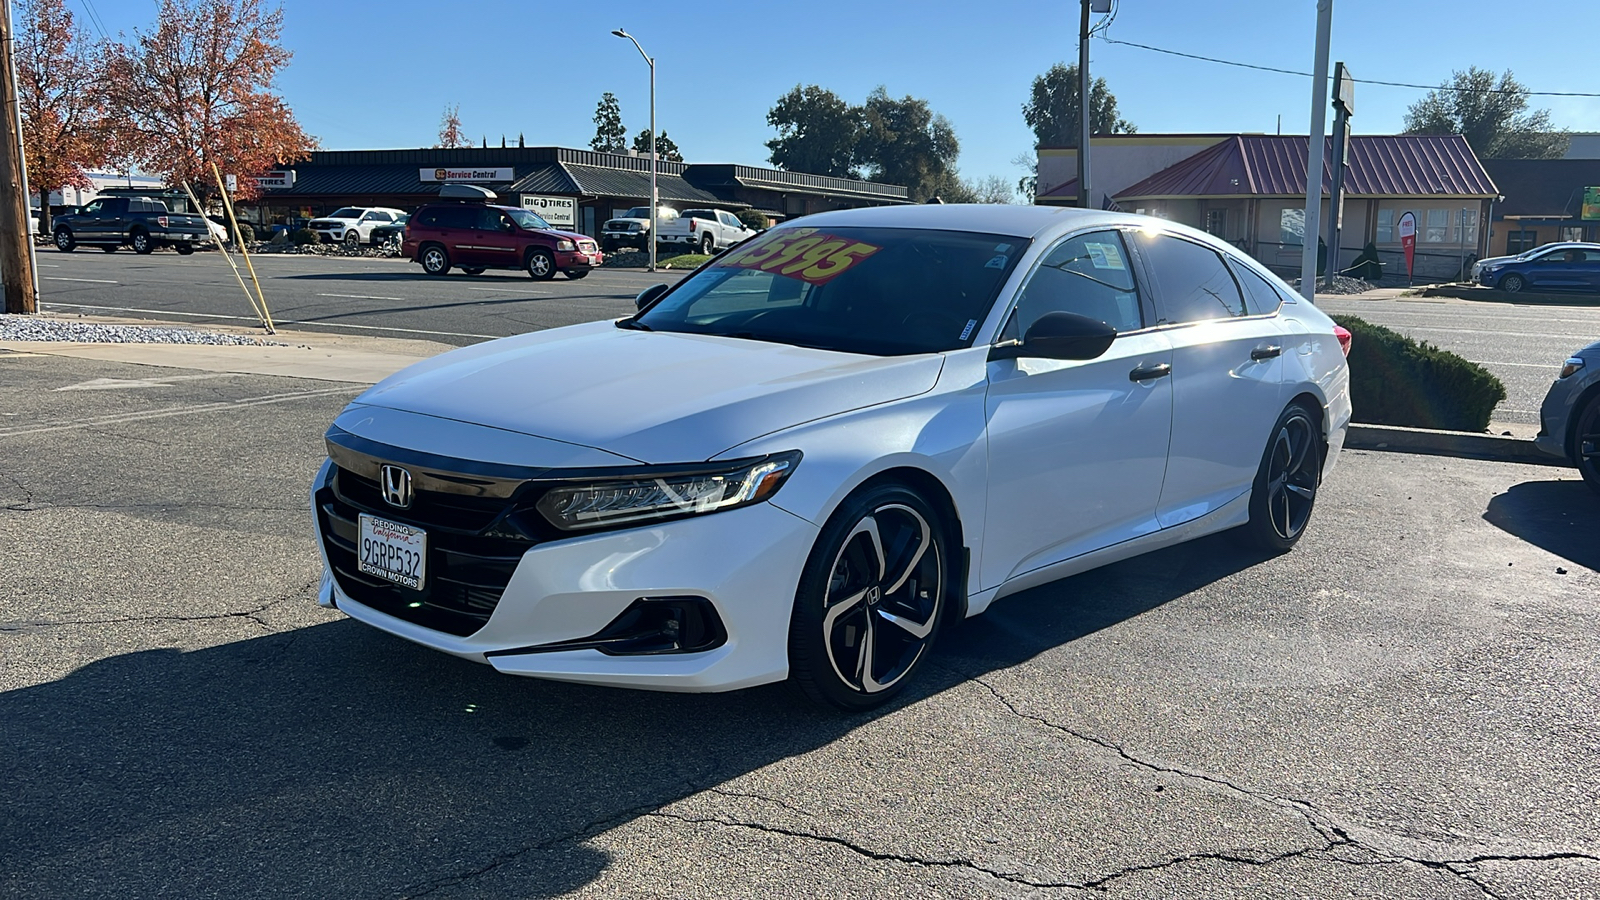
[329,208,363,219]
[506,209,549,230]
[635,226,1030,356]
[392,214,409,226]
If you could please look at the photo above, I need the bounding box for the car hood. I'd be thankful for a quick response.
[540,228,592,243]
[352,321,945,463]
[309,217,358,226]
[1476,255,1519,269]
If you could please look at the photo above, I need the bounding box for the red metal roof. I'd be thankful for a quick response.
[1115,134,1497,200]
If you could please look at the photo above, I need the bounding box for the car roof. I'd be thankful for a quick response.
[788,204,1148,240]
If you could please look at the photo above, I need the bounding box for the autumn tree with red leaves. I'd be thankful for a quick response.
[436,104,469,149]
[16,0,111,233]
[104,0,314,202]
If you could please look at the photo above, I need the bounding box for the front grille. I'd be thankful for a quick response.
[317,466,539,636]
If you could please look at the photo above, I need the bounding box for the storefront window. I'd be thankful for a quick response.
[1280,208,1305,246]
[1424,209,1448,242]
[1376,209,1394,243]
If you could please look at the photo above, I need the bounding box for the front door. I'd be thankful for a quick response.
[1127,231,1287,528]
[470,206,521,268]
[981,229,1173,588]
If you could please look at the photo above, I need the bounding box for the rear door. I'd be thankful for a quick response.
[1129,230,1286,529]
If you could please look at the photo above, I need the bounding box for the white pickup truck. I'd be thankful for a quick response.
[654,208,758,255]
[601,205,677,252]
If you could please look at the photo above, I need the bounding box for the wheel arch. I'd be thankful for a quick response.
[1565,379,1600,464]
[1286,389,1329,476]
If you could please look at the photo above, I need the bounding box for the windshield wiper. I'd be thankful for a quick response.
[614,318,652,331]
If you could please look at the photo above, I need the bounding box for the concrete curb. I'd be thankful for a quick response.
[1347,423,1566,467]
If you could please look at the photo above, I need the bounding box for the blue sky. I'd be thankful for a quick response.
[90,0,1598,189]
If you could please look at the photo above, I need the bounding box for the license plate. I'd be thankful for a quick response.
[358,513,427,589]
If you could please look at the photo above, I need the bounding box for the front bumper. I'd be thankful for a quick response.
[312,459,817,692]
[555,248,602,270]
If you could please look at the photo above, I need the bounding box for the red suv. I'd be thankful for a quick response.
[403,198,602,280]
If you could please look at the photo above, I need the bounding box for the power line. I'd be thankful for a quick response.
[1099,36,1600,98]
[73,0,111,44]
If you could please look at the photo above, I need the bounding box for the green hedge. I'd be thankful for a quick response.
[659,253,712,269]
[1331,314,1506,432]
[735,208,770,231]
[289,227,318,246]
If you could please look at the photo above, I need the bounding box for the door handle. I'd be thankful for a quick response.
[1250,344,1283,360]
[1129,363,1172,382]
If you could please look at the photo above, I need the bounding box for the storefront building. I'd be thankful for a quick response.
[1481,159,1600,257]
[245,146,908,235]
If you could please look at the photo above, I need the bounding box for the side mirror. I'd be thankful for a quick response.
[989,311,1117,361]
[502,220,516,232]
[635,283,670,311]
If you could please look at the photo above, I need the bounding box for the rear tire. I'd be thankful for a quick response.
[100,245,118,253]
[700,233,715,255]
[1235,404,1322,553]
[1573,393,1600,496]
[1500,273,1526,294]
[788,482,950,711]
[420,244,451,276]
[462,267,485,275]
[566,269,589,280]
[526,249,556,281]
[131,230,153,254]
[174,244,194,255]
[54,228,76,251]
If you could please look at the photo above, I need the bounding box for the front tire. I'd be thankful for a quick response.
[343,229,361,248]
[566,269,589,280]
[1236,404,1322,553]
[1500,273,1526,294]
[788,483,949,710]
[101,245,118,253]
[1573,393,1600,496]
[462,267,485,275]
[131,230,153,254]
[419,245,451,276]
[526,249,556,281]
[54,228,76,251]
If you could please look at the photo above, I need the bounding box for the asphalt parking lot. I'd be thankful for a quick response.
[3,350,1597,899]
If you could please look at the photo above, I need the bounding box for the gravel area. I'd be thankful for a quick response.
[1290,274,1382,295]
[0,315,282,345]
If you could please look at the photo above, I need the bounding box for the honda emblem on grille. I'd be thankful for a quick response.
[380,465,414,509]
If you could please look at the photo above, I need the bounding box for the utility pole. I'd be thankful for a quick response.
[1324,61,1353,290]
[0,0,37,314]
[1076,0,1091,209]
[1298,0,1333,301]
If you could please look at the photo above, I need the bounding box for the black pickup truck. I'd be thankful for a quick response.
[52,196,211,255]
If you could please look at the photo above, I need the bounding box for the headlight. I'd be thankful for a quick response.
[556,239,575,251]
[1559,357,1586,379]
[535,452,801,532]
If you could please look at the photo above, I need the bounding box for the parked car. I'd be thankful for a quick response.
[601,205,677,252]
[310,205,1351,709]
[1475,242,1600,293]
[401,186,600,279]
[309,207,407,247]
[1534,340,1600,494]
[52,196,211,254]
[370,213,410,249]
[655,208,758,255]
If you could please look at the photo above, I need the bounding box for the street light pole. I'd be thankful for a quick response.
[613,29,657,273]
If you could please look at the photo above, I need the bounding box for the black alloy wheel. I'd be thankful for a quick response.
[1575,394,1600,495]
[1237,404,1322,553]
[420,245,451,276]
[53,228,75,251]
[526,249,556,281]
[1501,273,1526,293]
[789,484,948,710]
[131,230,153,254]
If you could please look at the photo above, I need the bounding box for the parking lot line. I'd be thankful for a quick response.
[45,276,118,284]
[465,287,553,294]
[38,302,500,341]
[316,293,405,302]
[0,386,360,439]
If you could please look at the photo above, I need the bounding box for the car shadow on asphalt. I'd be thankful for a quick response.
[0,533,1268,898]
[1483,479,1600,572]
[280,271,589,284]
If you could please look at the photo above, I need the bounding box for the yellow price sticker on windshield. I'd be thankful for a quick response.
[716,228,881,285]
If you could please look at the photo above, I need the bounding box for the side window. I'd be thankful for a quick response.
[440,207,475,229]
[83,200,103,214]
[414,210,439,227]
[1230,261,1284,316]
[371,211,392,223]
[475,207,505,230]
[104,198,129,215]
[1133,233,1246,323]
[1011,230,1143,336]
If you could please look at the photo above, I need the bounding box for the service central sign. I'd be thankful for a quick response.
[420,167,514,183]
[520,194,576,229]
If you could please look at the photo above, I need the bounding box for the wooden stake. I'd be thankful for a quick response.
[0,0,38,314]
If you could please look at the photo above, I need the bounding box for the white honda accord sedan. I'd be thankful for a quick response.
[311,205,1350,709]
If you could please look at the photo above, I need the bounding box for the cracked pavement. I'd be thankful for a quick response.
[3,351,1598,899]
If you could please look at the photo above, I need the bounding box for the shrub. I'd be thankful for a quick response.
[231,222,256,244]
[289,227,318,246]
[1331,314,1506,432]
[735,208,770,231]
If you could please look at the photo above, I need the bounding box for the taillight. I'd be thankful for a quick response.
[689,219,696,232]
[1333,325,1352,357]
[157,215,168,227]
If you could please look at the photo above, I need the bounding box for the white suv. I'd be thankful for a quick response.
[309,207,407,246]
